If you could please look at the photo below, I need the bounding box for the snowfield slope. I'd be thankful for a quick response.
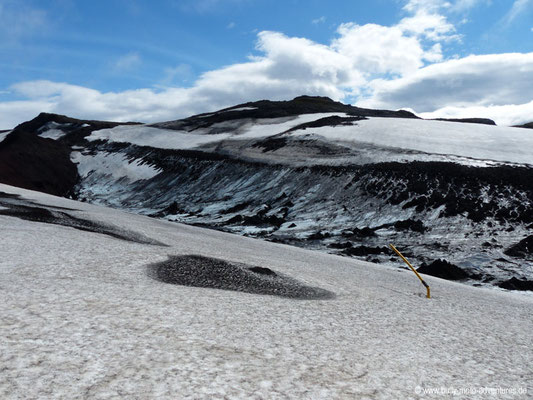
[1,184,532,399]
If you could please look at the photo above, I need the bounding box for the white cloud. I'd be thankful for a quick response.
[332,23,442,77]
[255,31,363,88]
[227,21,236,29]
[0,98,55,129]
[360,52,533,124]
[160,64,194,86]
[404,0,491,17]
[419,101,533,126]
[1,30,363,128]
[0,0,47,43]
[312,16,326,24]
[502,0,533,24]
[403,0,450,13]
[2,1,533,129]
[450,0,488,12]
[398,10,459,41]
[403,0,488,13]
[113,52,141,72]
[1,22,440,128]
[6,80,186,125]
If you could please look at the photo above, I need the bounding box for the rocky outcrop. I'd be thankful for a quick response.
[417,259,470,281]
[434,118,496,125]
[0,130,78,197]
[505,235,533,259]
[513,122,533,129]
[498,277,533,291]
[0,113,140,197]
[152,96,419,131]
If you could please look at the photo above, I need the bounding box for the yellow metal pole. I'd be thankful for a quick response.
[389,244,431,299]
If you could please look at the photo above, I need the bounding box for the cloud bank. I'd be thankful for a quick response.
[361,52,533,125]
[1,0,533,128]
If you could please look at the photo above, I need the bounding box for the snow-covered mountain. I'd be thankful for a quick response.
[1,184,532,398]
[2,96,533,290]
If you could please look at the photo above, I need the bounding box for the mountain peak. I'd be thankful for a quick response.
[153,95,419,131]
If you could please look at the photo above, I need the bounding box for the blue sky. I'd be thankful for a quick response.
[1,0,533,128]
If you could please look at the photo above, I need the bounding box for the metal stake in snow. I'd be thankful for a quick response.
[389,244,431,299]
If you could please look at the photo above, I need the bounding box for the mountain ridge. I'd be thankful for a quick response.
[1,96,533,291]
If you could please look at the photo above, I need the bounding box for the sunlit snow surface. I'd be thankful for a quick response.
[1,184,532,399]
[71,151,161,182]
[88,113,347,149]
[37,121,70,140]
[89,115,533,167]
[290,118,533,166]
[227,106,258,112]
[87,125,233,149]
[39,128,66,140]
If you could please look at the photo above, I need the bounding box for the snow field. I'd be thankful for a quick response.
[0,184,532,399]
[291,117,533,166]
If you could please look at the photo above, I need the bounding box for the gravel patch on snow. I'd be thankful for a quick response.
[0,191,165,246]
[149,254,335,299]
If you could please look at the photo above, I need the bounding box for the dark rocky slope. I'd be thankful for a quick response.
[434,118,496,125]
[75,139,533,288]
[0,113,139,196]
[513,121,533,129]
[0,130,78,197]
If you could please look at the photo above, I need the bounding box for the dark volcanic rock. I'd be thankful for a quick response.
[0,191,165,246]
[244,214,286,227]
[151,201,187,217]
[434,118,496,125]
[285,115,366,133]
[221,201,252,214]
[307,231,331,240]
[513,122,533,129]
[252,137,288,152]
[498,277,533,291]
[341,227,376,238]
[417,259,469,281]
[226,215,244,224]
[328,241,353,249]
[504,235,533,258]
[1,113,142,197]
[14,112,140,135]
[0,130,79,197]
[248,266,276,276]
[394,219,427,233]
[362,161,533,224]
[226,213,285,227]
[148,254,335,299]
[343,246,389,257]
